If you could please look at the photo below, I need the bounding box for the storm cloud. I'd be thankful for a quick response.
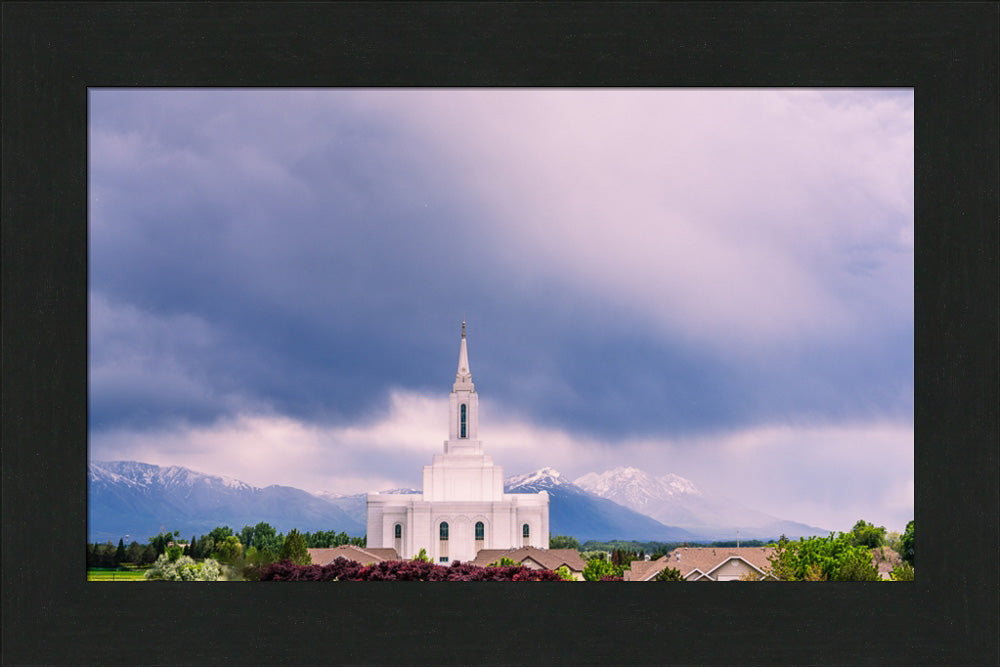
[89,89,913,532]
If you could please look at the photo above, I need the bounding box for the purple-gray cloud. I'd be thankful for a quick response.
[89,89,913,532]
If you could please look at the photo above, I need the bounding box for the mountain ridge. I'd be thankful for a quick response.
[89,460,826,544]
[88,460,365,543]
[574,466,829,540]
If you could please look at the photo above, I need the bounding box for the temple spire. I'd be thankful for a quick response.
[454,321,473,388]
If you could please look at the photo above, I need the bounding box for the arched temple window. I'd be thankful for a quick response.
[440,522,449,541]
[475,521,485,541]
[522,523,530,540]
[394,524,402,539]
[460,404,467,438]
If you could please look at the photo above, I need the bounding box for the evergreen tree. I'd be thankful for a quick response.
[279,529,311,566]
[653,566,684,581]
[115,538,126,565]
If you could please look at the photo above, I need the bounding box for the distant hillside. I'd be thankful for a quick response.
[503,468,697,542]
[88,461,365,543]
[89,460,826,546]
[574,466,830,540]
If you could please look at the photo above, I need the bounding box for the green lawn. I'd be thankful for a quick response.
[87,568,148,581]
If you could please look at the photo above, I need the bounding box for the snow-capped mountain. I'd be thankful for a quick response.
[504,467,697,542]
[89,461,365,543]
[504,466,573,490]
[574,466,828,540]
[89,460,825,545]
[575,467,701,509]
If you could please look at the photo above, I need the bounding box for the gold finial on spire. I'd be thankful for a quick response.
[461,320,466,338]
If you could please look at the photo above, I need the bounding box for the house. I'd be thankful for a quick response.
[470,547,587,580]
[307,545,399,566]
[626,546,777,581]
[367,323,549,564]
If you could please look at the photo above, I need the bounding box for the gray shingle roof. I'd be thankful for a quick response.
[307,545,399,565]
[627,547,777,580]
[469,547,586,572]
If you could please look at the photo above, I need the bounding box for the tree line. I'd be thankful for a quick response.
[86,522,364,573]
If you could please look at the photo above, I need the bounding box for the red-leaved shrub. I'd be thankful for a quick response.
[259,558,568,581]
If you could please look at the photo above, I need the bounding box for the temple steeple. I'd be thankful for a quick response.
[454,320,474,390]
[446,321,479,449]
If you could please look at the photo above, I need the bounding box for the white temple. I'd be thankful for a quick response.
[366,322,549,563]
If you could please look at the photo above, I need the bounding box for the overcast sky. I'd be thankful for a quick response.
[88,89,913,533]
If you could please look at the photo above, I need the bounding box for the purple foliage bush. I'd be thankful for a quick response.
[598,574,625,581]
[259,558,567,581]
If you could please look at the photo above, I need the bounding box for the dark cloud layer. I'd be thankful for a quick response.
[89,89,913,445]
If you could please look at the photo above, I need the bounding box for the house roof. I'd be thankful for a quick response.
[307,545,398,566]
[625,557,668,582]
[628,547,777,581]
[469,547,586,572]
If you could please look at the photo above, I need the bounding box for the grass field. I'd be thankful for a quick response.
[87,568,148,581]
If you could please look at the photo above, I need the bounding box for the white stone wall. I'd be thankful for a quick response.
[367,493,549,563]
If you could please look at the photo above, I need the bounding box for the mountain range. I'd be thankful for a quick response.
[573,466,828,541]
[89,460,366,543]
[88,461,826,544]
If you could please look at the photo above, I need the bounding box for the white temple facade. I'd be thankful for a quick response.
[366,323,549,563]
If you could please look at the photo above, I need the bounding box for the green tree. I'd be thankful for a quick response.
[124,541,144,565]
[890,562,914,581]
[583,557,620,581]
[488,556,521,568]
[215,535,244,566]
[279,529,311,566]
[141,544,157,565]
[549,535,581,550]
[849,519,886,549]
[115,538,126,566]
[653,566,685,581]
[149,532,174,557]
[207,525,234,544]
[239,525,255,550]
[899,520,914,566]
[413,548,429,562]
[883,530,901,554]
[768,533,879,581]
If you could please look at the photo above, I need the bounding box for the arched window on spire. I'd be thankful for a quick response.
[475,521,485,541]
[522,523,530,544]
[460,404,467,438]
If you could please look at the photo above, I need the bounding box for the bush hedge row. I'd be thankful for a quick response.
[260,558,566,581]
